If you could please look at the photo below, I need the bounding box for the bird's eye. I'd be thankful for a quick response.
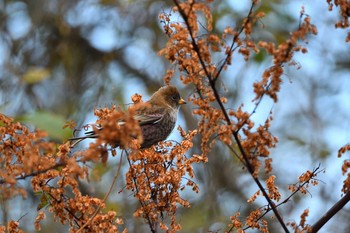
[171,95,178,101]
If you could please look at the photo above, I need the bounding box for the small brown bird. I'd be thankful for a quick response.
[69,85,186,148]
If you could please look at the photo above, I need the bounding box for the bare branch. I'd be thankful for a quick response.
[310,191,350,233]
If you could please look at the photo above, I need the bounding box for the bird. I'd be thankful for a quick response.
[68,85,186,148]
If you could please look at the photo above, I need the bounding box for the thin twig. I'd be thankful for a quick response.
[238,165,323,232]
[214,2,255,81]
[47,192,81,228]
[225,143,245,166]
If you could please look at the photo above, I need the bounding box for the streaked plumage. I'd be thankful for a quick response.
[69,85,186,148]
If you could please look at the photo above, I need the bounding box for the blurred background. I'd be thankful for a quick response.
[0,0,349,232]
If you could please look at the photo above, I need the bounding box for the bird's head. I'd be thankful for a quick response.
[150,86,186,109]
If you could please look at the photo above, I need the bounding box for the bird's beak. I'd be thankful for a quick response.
[178,98,186,105]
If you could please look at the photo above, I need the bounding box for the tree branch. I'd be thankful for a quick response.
[311,191,350,233]
[0,162,65,185]
[173,1,289,232]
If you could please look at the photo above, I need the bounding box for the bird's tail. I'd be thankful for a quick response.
[68,131,98,148]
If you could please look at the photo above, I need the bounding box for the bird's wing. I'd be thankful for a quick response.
[133,103,165,126]
[133,113,163,125]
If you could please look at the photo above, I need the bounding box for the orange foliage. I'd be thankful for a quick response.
[327,0,350,41]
